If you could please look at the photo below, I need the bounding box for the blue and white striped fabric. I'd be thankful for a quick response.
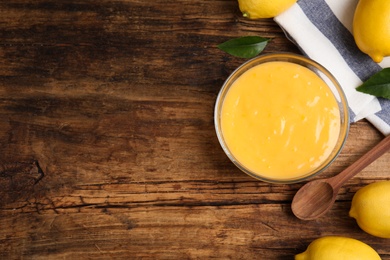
[274,0,390,135]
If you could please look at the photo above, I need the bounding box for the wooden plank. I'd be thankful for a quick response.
[0,0,389,259]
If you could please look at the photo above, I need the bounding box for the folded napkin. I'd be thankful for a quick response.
[274,0,390,135]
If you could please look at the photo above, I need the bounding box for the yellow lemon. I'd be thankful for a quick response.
[349,181,390,239]
[295,236,381,260]
[237,0,297,19]
[353,0,390,63]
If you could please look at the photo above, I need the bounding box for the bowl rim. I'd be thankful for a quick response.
[214,52,350,184]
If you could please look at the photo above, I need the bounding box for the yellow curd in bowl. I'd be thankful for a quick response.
[215,54,349,183]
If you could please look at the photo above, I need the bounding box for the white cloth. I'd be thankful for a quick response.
[274,0,390,135]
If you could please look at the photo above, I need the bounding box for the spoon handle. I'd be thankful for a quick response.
[329,134,390,190]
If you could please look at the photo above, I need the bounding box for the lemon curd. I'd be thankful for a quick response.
[220,61,341,181]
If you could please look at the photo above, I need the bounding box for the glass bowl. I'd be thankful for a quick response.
[214,53,350,184]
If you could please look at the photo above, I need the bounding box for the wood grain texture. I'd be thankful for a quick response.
[0,1,389,259]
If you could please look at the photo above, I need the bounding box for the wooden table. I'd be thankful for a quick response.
[1,1,389,259]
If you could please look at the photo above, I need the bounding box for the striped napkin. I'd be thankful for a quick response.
[274,0,390,135]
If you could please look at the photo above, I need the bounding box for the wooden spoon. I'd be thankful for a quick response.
[292,134,390,220]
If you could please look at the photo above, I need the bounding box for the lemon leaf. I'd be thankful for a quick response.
[357,68,390,100]
[218,36,270,59]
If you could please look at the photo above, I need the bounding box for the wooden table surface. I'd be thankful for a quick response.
[1,1,389,259]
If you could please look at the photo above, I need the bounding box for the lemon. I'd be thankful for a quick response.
[353,0,390,63]
[349,181,390,238]
[237,0,297,19]
[295,236,381,260]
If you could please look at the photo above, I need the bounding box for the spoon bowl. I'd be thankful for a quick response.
[292,180,334,220]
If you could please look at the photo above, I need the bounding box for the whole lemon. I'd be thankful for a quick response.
[353,0,390,63]
[237,0,297,19]
[349,180,390,239]
[295,236,381,260]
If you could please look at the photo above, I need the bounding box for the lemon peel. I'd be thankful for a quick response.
[349,181,390,239]
[237,0,297,19]
[353,0,390,63]
[295,236,381,260]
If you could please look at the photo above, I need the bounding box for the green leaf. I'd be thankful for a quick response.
[357,68,390,100]
[217,36,270,59]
